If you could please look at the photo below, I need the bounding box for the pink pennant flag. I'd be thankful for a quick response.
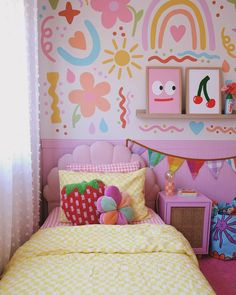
[187,160,205,180]
[207,160,224,179]
[168,156,185,173]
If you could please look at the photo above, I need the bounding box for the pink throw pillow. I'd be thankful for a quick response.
[66,161,140,173]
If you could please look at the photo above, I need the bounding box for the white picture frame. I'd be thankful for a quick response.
[186,67,222,115]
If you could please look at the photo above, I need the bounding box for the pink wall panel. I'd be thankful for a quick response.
[41,139,236,203]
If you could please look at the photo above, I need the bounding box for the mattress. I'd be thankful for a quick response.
[41,207,164,228]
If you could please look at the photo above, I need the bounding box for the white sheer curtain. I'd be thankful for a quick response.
[0,0,40,274]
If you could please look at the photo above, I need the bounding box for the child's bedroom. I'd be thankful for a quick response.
[1,0,236,294]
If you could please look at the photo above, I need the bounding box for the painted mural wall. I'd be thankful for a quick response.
[39,0,236,140]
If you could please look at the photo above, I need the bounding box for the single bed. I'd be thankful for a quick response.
[0,141,215,294]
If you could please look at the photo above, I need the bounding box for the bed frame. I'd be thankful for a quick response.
[43,141,160,214]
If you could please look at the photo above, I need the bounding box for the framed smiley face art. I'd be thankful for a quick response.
[147,67,182,114]
[186,67,222,115]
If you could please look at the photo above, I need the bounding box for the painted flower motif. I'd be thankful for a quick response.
[221,82,236,99]
[69,72,111,118]
[211,214,236,248]
[91,0,133,29]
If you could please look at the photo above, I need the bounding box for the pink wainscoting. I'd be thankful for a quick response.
[41,139,236,203]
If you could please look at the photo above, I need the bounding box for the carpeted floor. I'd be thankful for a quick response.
[199,255,236,295]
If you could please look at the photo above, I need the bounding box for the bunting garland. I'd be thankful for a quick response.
[207,160,224,179]
[168,156,185,173]
[127,138,236,180]
[148,150,165,167]
[130,144,146,155]
[187,160,205,180]
[227,158,236,172]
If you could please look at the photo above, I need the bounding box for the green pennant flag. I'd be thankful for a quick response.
[148,149,165,167]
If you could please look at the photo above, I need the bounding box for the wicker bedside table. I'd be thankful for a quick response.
[158,191,212,255]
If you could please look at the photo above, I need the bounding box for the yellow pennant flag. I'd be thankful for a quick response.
[168,156,185,173]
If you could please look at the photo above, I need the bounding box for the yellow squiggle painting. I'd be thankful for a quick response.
[47,72,62,123]
[221,27,236,59]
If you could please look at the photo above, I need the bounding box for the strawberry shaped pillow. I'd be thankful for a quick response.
[96,186,134,225]
[61,179,105,225]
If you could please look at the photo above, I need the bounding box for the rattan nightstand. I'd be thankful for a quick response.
[158,191,212,254]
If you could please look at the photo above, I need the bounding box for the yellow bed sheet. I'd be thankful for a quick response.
[0,224,215,295]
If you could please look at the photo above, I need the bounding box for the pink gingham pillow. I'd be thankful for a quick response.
[66,161,140,173]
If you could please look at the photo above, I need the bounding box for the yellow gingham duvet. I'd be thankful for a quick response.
[0,224,215,295]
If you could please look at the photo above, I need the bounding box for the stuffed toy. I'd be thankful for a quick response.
[210,198,236,260]
[96,185,134,225]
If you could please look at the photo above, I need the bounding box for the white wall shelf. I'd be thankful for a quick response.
[136,109,236,119]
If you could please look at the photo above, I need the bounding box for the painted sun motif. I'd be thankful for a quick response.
[103,38,143,79]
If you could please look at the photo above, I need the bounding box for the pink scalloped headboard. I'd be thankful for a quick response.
[43,141,160,213]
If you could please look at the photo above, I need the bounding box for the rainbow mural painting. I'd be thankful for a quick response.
[142,0,216,51]
[39,0,236,141]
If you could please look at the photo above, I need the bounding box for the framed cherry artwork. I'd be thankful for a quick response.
[147,67,182,114]
[186,67,222,115]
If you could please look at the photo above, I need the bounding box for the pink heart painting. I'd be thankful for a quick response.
[170,25,186,42]
[69,31,86,49]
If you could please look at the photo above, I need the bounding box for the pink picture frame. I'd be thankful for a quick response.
[147,67,182,114]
